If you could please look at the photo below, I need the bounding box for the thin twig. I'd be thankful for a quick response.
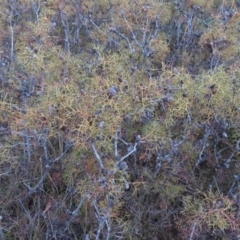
[91,143,105,169]
[116,142,138,165]
[64,194,89,231]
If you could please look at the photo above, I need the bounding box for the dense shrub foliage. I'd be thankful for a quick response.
[0,0,240,239]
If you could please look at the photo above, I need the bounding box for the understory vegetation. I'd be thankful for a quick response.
[0,0,240,239]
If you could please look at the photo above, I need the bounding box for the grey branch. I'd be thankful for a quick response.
[93,199,111,240]
[91,143,105,169]
[196,126,211,167]
[24,139,73,196]
[224,138,240,168]
[64,194,89,231]
[89,19,120,47]
[116,142,138,166]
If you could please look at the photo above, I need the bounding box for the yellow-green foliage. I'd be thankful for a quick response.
[19,45,166,151]
[0,93,12,122]
[187,0,225,10]
[166,67,239,122]
[158,2,174,25]
[190,0,215,9]
[142,120,168,142]
[150,34,170,62]
[1,0,240,239]
[168,71,194,119]
[193,67,239,120]
[157,174,185,200]
[221,12,240,60]
[199,23,226,47]
[227,127,240,143]
[200,12,240,61]
[180,191,236,232]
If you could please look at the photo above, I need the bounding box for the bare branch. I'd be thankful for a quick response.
[189,221,198,240]
[60,11,71,53]
[51,140,73,163]
[224,138,240,168]
[116,142,138,165]
[91,143,105,169]
[195,125,211,167]
[89,18,120,47]
[64,194,89,231]
[93,199,111,240]
[109,26,135,53]
[31,0,41,23]
[7,4,14,61]
[228,173,240,197]
[0,216,5,240]
[24,138,73,196]
[114,130,119,160]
